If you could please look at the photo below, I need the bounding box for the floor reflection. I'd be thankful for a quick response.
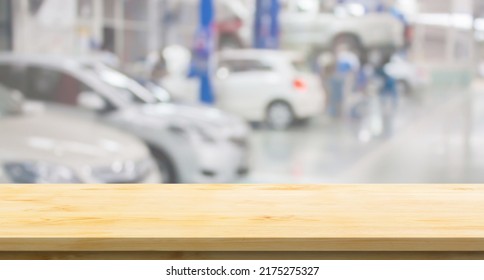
[245,83,484,183]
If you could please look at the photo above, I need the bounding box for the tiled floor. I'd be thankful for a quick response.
[245,83,484,184]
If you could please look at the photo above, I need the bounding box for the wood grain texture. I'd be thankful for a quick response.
[3,252,484,260]
[1,184,484,252]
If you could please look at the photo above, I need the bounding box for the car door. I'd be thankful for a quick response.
[214,58,281,120]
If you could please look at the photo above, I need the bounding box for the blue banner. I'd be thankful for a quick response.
[253,0,280,49]
[190,0,216,104]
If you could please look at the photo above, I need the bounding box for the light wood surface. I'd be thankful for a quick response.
[1,184,484,253]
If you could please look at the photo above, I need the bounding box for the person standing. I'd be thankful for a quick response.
[328,45,360,118]
[375,56,398,110]
[374,54,398,136]
[150,52,168,83]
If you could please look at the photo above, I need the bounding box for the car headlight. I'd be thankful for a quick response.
[3,162,81,183]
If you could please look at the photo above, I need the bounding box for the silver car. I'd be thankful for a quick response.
[0,54,250,183]
[0,84,161,184]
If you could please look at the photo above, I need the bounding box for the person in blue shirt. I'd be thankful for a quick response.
[328,46,360,118]
[374,54,398,137]
[375,55,398,111]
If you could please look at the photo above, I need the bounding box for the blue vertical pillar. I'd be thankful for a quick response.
[191,0,216,104]
[253,0,280,49]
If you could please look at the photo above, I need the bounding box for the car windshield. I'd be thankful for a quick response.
[86,64,160,105]
[0,84,22,117]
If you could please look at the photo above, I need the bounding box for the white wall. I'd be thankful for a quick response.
[13,0,80,54]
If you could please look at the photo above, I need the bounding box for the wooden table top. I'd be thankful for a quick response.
[1,184,484,252]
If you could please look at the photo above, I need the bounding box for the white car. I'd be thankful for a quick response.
[0,84,161,184]
[0,54,250,184]
[214,49,326,129]
[279,0,405,56]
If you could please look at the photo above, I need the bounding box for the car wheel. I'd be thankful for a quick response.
[332,34,365,61]
[148,146,178,183]
[266,101,294,130]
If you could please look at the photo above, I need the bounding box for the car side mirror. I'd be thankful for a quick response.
[77,91,107,111]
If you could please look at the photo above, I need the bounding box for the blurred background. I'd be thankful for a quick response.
[0,0,483,184]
